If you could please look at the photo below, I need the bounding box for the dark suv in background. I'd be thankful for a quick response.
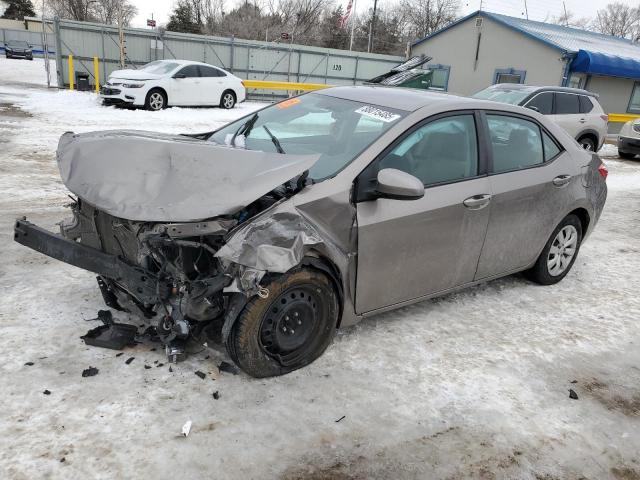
[4,40,33,60]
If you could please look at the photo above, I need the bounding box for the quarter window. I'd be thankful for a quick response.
[579,95,594,113]
[525,92,553,115]
[555,93,580,114]
[379,115,478,186]
[542,131,561,160]
[487,115,544,173]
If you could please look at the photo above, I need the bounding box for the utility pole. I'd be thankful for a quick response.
[562,1,569,27]
[118,5,125,68]
[367,0,378,53]
[349,0,357,51]
[524,0,529,20]
[41,0,50,87]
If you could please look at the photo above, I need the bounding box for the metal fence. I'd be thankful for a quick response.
[50,18,403,98]
[0,28,55,56]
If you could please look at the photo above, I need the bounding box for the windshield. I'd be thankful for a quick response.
[472,87,534,105]
[8,40,29,48]
[209,93,407,180]
[140,61,180,74]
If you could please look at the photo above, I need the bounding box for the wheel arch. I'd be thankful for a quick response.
[222,88,237,101]
[147,86,168,104]
[568,207,590,236]
[576,129,599,147]
[301,253,345,327]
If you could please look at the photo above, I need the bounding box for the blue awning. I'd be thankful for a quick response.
[570,49,640,80]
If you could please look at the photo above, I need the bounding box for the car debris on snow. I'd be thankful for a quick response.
[195,371,207,380]
[80,311,137,350]
[144,365,152,369]
[569,389,579,400]
[24,361,34,366]
[218,361,239,375]
[43,389,51,395]
[125,357,135,365]
[181,420,192,437]
[335,415,346,423]
[212,391,220,400]
[81,366,99,377]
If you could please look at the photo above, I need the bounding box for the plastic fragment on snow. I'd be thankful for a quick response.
[125,357,135,365]
[195,371,206,380]
[81,366,99,377]
[43,389,51,395]
[218,361,239,375]
[24,361,34,366]
[335,415,346,423]
[569,389,579,400]
[181,420,192,437]
[144,365,152,369]
[212,391,220,400]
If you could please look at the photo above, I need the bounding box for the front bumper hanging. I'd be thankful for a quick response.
[14,218,158,303]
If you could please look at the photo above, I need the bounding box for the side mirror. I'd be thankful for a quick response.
[376,168,425,200]
[173,73,186,79]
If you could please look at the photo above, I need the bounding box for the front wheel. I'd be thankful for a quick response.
[526,214,583,285]
[226,268,339,378]
[145,89,166,111]
[220,90,236,109]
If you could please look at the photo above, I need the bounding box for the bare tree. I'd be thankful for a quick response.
[49,0,136,25]
[94,0,137,26]
[592,2,640,39]
[547,9,590,29]
[399,0,459,40]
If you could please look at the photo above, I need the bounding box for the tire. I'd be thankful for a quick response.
[619,150,636,160]
[145,89,166,111]
[226,268,339,378]
[578,136,596,151]
[526,214,583,285]
[220,90,236,109]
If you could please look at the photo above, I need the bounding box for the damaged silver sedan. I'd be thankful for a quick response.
[14,87,607,377]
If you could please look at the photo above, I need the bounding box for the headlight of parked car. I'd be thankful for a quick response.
[122,83,144,88]
[632,123,640,134]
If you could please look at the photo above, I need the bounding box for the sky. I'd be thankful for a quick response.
[130,0,640,30]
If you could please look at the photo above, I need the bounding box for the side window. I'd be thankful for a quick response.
[579,95,594,113]
[628,82,640,113]
[379,115,478,186]
[525,92,553,115]
[555,93,579,114]
[200,65,226,77]
[176,65,200,78]
[487,114,544,173]
[542,131,561,160]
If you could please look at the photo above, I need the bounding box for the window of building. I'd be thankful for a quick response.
[494,68,526,84]
[555,93,580,114]
[524,92,553,115]
[486,114,544,173]
[628,82,640,113]
[427,64,450,91]
[568,74,585,89]
[379,115,478,186]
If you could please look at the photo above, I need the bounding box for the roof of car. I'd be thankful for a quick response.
[487,84,598,97]
[315,85,460,112]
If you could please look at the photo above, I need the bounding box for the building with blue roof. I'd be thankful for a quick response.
[410,10,640,132]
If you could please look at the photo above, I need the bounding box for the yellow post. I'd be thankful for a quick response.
[93,56,100,93]
[68,55,74,90]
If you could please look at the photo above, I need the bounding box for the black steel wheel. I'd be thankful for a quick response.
[226,268,339,378]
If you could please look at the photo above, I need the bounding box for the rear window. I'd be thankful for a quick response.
[555,93,580,114]
[579,95,594,113]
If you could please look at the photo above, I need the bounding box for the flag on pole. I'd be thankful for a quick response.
[339,0,354,29]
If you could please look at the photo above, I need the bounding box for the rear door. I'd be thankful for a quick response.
[170,64,201,105]
[475,112,576,279]
[355,112,492,313]
[198,65,227,105]
[549,92,582,139]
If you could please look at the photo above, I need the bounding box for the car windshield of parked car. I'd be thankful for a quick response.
[140,61,180,75]
[8,40,29,48]
[209,93,407,180]
[473,87,534,105]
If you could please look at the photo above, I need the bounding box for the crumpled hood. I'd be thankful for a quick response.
[56,130,318,222]
[108,69,163,81]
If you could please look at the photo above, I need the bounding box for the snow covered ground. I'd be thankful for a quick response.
[1,58,640,480]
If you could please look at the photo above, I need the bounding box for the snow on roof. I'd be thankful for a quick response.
[413,10,640,61]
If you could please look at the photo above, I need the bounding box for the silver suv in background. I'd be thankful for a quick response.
[473,85,608,151]
[617,118,640,159]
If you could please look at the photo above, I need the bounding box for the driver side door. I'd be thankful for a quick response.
[355,112,492,313]
[170,64,201,105]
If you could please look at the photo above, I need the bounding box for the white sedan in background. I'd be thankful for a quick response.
[100,59,246,111]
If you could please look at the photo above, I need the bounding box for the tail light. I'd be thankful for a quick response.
[598,161,608,180]
[600,114,609,122]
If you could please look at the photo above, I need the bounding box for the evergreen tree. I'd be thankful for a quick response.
[1,0,36,20]
[166,0,202,34]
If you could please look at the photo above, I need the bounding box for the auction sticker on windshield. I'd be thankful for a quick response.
[355,105,401,123]
[277,98,301,109]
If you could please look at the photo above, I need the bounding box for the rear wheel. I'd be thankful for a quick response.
[578,136,596,151]
[619,150,636,160]
[220,90,236,109]
[526,214,582,285]
[226,268,339,378]
[145,89,166,111]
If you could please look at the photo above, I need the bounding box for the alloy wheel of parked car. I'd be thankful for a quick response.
[526,214,583,285]
[220,91,236,109]
[578,136,595,151]
[145,90,166,111]
[226,268,338,378]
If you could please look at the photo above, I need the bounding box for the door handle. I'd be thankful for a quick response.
[552,175,572,187]
[463,194,492,210]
